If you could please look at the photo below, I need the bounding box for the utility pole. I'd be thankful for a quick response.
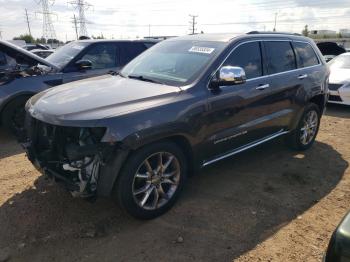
[25,8,32,36]
[189,14,198,35]
[273,12,278,32]
[69,0,92,37]
[35,0,57,41]
[148,24,151,37]
[72,14,79,40]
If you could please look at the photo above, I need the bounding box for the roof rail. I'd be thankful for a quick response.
[247,31,302,36]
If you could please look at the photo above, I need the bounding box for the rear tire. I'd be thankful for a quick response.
[286,103,321,151]
[113,141,188,219]
[1,96,31,136]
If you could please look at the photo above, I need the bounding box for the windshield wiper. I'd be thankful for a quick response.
[128,74,164,84]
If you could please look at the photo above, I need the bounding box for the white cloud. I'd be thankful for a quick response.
[0,0,350,41]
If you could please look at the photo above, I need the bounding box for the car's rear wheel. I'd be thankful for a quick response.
[1,96,30,136]
[286,103,321,150]
[113,141,187,219]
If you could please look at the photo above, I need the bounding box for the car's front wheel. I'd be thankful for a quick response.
[1,96,30,136]
[114,141,187,219]
[286,103,321,150]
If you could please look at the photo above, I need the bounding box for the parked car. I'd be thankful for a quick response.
[324,211,350,262]
[24,43,51,51]
[30,49,54,58]
[327,53,350,105]
[317,42,346,62]
[23,32,329,219]
[0,39,158,134]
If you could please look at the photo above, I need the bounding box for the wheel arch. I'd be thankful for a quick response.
[97,133,195,197]
[309,94,326,114]
[0,92,35,125]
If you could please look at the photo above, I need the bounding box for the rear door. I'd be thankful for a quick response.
[62,42,119,83]
[292,41,324,102]
[260,40,302,131]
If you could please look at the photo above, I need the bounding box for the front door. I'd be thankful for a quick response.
[62,42,120,84]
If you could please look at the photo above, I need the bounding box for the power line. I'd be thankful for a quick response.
[25,8,32,36]
[189,14,198,35]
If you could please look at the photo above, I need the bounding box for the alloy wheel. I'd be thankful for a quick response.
[132,152,181,210]
[300,110,319,145]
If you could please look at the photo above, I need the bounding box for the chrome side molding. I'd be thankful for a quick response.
[202,129,289,167]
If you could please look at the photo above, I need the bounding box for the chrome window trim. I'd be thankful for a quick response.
[207,39,323,89]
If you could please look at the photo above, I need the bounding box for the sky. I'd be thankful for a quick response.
[0,0,350,41]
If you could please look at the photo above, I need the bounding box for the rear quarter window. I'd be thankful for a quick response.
[293,42,319,68]
[264,41,296,74]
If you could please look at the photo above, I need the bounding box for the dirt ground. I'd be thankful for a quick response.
[0,104,349,262]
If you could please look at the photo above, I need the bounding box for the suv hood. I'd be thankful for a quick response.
[0,40,58,70]
[28,74,181,126]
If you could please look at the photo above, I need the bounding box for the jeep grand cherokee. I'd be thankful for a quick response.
[23,32,329,219]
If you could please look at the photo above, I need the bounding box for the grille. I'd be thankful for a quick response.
[328,83,343,91]
[329,95,342,102]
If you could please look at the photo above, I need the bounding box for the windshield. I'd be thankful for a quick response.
[328,55,350,69]
[46,41,89,68]
[121,40,226,86]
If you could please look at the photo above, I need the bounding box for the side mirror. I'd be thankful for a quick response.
[75,60,92,70]
[210,66,246,89]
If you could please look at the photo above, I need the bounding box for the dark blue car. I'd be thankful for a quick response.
[0,39,158,134]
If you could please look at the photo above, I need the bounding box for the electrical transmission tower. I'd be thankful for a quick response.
[36,0,57,40]
[69,0,92,37]
[189,14,198,35]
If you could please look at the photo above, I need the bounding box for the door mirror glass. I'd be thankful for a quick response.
[75,60,92,70]
[210,66,246,89]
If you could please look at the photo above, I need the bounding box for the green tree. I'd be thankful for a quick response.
[13,34,35,43]
[302,25,309,37]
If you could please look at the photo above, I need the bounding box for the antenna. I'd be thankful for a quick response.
[69,0,92,37]
[35,0,57,40]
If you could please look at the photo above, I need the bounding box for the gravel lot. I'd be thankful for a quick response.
[0,104,349,262]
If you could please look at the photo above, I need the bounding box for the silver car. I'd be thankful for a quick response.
[328,53,350,105]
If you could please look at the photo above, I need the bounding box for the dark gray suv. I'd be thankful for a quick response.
[0,39,157,134]
[23,32,329,219]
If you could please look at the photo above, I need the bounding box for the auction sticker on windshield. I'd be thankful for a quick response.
[189,46,215,54]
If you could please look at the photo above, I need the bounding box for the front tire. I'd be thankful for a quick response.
[286,103,321,150]
[113,141,188,219]
[1,96,30,136]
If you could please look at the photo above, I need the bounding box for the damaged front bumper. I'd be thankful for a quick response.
[22,116,115,198]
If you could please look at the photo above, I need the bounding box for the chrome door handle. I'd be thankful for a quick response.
[256,84,270,90]
[298,74,308,79]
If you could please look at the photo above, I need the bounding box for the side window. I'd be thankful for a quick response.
[120,42,147,66]
[223,42,262,79]
[0,52,7,66]
[80,43,117,69]
[265,41,296,74]
[293,42,319,68]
